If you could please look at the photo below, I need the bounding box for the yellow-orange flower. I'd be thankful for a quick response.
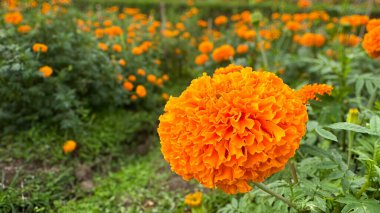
[123,81,134,91]
[128,75,136,82]
[237,44,249,54]
[184,192,203,207]
[212,45,235,62]
[339,34,360,47]
[119,59,126,67]
[18,25,32,34]
[299,33,325,47]
[4,12,23,25]
[158,65,311,194]
[162,74,169,81]
[296,84,333,104]
[362,26,380,58]
[198,41,213,53]
[131,94,138,101]
[132,47,143,55]
[98,42,108,51]
[136,85,147,98]
[63,140,77,154]
[39,66,53,78]
[33,43,48,53]
[147,74,157,83]
[286,21,301,31]
[297,0,311,9]
[366,19,380,32]
[195,54,209,65]
[162,93,169,100]
[112,44,122,52]
[214,15,228,26]
[137,68,146,76]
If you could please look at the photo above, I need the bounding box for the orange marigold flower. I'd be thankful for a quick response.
[162,74,169,81]
[131,94,138,101]
[198,20,207,28]
[184,192,203,207]
[162,93,169,100]
[4,12,23,25]
[128,75,136,82]
[137,68,146,76]
[195,54,209,65]
[214,15,228,26]
[198,41,213,54]
[297,0,311,9]
[300,33,325,47]
[18,25,32,34]
[147,74,157,83]
[339,34,360,47]
[158,65,310,194]
[136,85,147,98]
[98,42,108,51]
[33,43,48,53]
[366,19,380,32]
[237,44,249,54]
[39,66,53,78]
[63,140,77,154]
[112,44,122,52]
[296,83,333,104]
[132,47,143,55]
[286,21,301,31]
[119,59,126,67]
[123,81,134,91]
[212,45,235,62]
[362,26,380,58]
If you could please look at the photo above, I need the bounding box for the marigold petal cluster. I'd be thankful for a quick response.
[362,26,380,58]
[212,45,235,62]
[158,65,310,194]
[296,83,333,104]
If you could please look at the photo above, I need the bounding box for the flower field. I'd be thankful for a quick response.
[1,0,380,212]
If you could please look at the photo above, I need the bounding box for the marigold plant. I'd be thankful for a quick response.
[184,192,203,207]
[158,64,333,194]
[63,140,77,154]
[212,45,235,62]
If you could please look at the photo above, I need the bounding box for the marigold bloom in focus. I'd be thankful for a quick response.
[184,192,203,207]
[212,45,235,62]
[63,140,77,154]
[39,66,53,78]
[18,25,32,34]
[362,26,380,58]
[4,12,23,25]
[296,83,333,104]
[198,41,213,54]
[33,43,48,53]
[158,65,314,194]
[195,54,209,65]
[136,85,147,98]
[237,44,249,54]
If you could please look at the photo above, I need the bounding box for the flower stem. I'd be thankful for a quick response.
[253,182,298,210]
[289,161,299,184]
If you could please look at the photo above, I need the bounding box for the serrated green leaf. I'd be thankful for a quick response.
[370,116,380,134]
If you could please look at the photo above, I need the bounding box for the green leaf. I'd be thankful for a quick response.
[370,115,380,134]
[328,122,378,135]
[356,78,364,96]
[315,127,338,142]
[337,196,380,213]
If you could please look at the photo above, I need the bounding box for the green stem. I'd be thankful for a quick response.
[347,131,354,168]
[253,182,298,210]
[289,161,299,184]
[256,27,269,70]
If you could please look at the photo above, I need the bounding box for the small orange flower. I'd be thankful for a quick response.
[112,44,122,52]
[98,42,108,51]
[162,93,169,100]
[18,25,32,34]
[128,75,136,82]
[214,15,228,26]
[286,21,301,31]
[33,43,48,53]
[297,0,311,9]
[162,74,169,81]
[296,84,334,104]
[198,20,207,28]
[137,68,146,76]
[198,41,213,54]
[63,140,77,154]
[237,44,249,54]
[118,59,126,67]
[136,85,147,98]
[362,26,380,58]
[132,47,143,55]
[4,12,23,25]
[184,192,203,207]
[300,33,325,47]
[39,66,53,78]
[195,54,209,65]
[147,74,157,84]
[123,81,134,91]
[339,34,360,47]
[212,45,235,62]
[131,94,138,101]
